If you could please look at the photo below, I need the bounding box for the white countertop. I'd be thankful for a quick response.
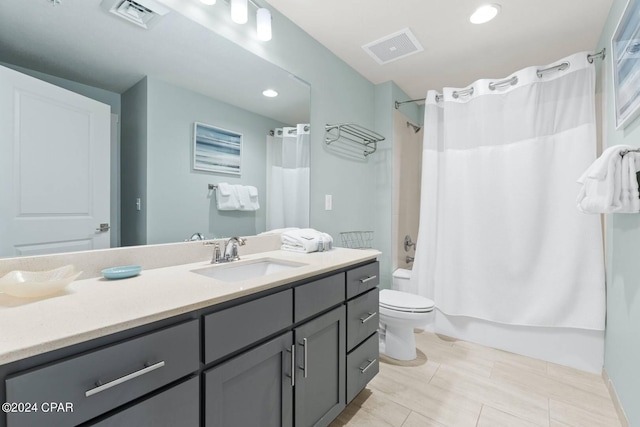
[0,248,380,365]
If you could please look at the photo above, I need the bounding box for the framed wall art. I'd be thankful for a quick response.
[612,0,640,129]
[193,122,242,175]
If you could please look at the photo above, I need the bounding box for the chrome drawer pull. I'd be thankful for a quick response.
[85,361,165,397]
[360,312,377,324]
[286,345,295,387]
[359,358,377,374]
[359,275,377,284]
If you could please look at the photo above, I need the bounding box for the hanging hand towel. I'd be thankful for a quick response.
[237,185,260,211]
[215,183,241,210]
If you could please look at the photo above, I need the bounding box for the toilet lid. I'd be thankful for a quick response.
[379,289,435,313]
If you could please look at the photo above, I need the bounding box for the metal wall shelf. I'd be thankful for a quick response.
[324,123,385,157]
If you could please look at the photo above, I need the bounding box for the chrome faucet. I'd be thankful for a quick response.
[211,237,246,264]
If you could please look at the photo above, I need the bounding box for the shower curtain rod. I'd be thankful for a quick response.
[394,49,607,109]
[268,124,310,136]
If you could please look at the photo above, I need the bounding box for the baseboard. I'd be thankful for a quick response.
[602,368,630,427]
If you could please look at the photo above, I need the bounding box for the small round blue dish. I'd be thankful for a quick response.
[102,265,142,280]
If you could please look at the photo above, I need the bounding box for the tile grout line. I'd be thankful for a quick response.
[399,410,411,427]
[475,404,484,427]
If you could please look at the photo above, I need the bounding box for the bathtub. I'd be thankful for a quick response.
[423,311,604,373]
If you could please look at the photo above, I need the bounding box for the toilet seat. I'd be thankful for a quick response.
[379,289,435,313]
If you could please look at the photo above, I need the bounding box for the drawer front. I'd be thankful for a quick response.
[204,289,293,364]
[346,262,380,299]
[346,288,379,351]
[91,376,199,426]
[346,332,379,404]
[6,319,199,427]
[294,273,345,323]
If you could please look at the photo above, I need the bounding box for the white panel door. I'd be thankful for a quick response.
[0,65,110,257]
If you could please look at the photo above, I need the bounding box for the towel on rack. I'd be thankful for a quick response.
[577,145,640,214]
[281,228,333,253]
[237,185,260,211]
[215,183,241,210]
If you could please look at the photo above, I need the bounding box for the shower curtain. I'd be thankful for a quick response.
[410,52,605,330]
[266,124,310,230]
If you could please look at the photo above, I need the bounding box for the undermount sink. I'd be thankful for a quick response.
[191,258,307,282]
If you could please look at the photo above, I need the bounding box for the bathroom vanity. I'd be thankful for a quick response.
[0,248,380,427]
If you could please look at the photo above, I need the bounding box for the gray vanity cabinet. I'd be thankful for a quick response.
[5,319,199,427]
[91,376,200,426]
[1,259,380,427]
[204,332,294,427]
[294,305,346,427]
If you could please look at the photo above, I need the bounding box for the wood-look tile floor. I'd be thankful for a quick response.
[330,331,622,427]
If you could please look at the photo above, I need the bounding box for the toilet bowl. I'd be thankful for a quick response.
[379,269,435,361]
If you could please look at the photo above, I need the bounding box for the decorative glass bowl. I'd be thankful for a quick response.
[0,265,82,298]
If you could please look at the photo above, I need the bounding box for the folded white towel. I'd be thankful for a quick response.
[215,184,260,211]
[577,145,640,214]
[216,183,241,210]
[237,185,259,211]
[217,182,232,196]
[281,228,333,253]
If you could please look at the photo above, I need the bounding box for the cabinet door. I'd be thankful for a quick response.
[294,306,346,427]
[204,332,293,427]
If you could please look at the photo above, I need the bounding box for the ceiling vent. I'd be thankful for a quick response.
[362,28,424,65]
[100,0,169,29]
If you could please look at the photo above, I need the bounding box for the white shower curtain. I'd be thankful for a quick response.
[411,52,605,330]
[266,124,310,230]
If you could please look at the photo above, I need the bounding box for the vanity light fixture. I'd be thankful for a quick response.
[199,0,216,5]
[231,0,248,24]
[256,8,272,41]
[470,4,501,24]
[262,89,278,97]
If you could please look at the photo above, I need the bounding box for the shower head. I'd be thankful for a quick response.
[406,121,421,133]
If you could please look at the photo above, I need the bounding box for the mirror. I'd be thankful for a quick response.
[0,0,310,258]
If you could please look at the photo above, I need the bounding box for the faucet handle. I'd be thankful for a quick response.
[212,243,222,264]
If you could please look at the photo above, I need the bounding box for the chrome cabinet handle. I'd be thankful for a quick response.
[359,275,377,284]
[85,361,165,397]
[360,312,377,324]
[286,345,295,387]
[300,338,308,378]
[359,358,377,374]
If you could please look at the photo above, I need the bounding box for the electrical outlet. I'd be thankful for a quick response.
[325,195,332,210]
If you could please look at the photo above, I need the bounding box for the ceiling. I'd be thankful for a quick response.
[0,0,310,124]
[0,0,614,117]
[266,0,614,100]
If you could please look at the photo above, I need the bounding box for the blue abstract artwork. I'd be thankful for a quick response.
[193,122,242,175]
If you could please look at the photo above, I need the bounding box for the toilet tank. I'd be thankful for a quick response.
[392,268,412,292]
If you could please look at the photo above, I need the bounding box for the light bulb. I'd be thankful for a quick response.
[262,89,278,97]
[470,4,500,24]
[256,8,272,41]
[231,0,248,24]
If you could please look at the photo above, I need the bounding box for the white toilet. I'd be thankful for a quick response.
[379,269,435,361]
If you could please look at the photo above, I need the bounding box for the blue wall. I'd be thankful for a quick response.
[596,0,640,424]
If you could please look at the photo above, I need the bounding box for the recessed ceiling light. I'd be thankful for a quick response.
[470,4,501,24]
[262,89,278,97]
[199,0,216,5]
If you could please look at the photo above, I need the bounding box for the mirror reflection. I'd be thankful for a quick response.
[0,0,311,258]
